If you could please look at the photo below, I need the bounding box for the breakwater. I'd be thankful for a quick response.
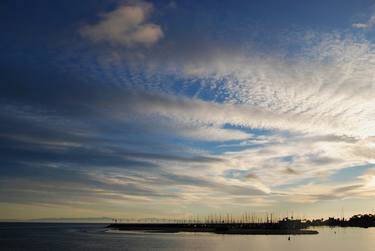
[107,222,318,235]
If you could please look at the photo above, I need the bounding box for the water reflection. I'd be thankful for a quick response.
[1,223,375,251]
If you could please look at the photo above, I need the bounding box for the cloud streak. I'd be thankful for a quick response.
[353,12,375,29]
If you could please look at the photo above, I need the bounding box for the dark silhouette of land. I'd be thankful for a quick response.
[108,218,318,235]
[307,214,375,228]
[108,213,375,235]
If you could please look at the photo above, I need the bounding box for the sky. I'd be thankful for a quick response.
[2,0,375,220]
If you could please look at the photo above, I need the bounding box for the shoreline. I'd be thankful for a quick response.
[107,223,319,235]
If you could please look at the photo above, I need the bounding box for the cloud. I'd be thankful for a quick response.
[177,126,251,141]
[80,1,163,47]
[177,35,375,140]
[5,26,375,217]
[2,70,375,209]
[92,32,375,140]
[352,13,375,29]
[284,167,299,175]
[283,182,370,203]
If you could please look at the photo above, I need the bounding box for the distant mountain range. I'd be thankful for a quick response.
[0,217,114,223]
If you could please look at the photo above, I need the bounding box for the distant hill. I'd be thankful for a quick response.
[0,217,113,223]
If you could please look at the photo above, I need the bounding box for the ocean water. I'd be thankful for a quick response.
[1,223,375,251]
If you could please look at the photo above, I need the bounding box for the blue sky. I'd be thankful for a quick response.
[2,0,375,220]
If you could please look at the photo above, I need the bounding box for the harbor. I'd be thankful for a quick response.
[107,218,319,235]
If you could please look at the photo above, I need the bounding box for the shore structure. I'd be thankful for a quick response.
[107,218,318,235]
[308,214,375,228]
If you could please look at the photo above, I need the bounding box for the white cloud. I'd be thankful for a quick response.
[179,126,251,141]
[100,32,375,139]
[80,1,163,47]
[175,35,375,140]
[353,13,375,29]
[76,29,375,209]
[101,91,375,201]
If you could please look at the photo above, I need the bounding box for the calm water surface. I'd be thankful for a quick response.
[1,223,375,250]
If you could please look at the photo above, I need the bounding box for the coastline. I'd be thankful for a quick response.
[107,223,319,235]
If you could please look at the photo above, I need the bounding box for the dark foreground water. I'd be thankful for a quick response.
[1,223,375,251]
